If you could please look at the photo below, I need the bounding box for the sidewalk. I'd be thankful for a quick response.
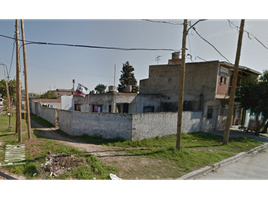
[178,127,268,180]
[208,126,268,143]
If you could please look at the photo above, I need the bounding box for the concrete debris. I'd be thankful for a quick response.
[110,173,123,180]
[42,154,86,178]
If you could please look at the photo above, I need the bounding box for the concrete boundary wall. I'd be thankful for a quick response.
[132,112,202,140]
[71,112,132,140]
[30,101,58,126]
[58,110,73,135]
[31,104,213,140]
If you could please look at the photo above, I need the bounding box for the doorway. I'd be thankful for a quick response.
[212,107,219,130]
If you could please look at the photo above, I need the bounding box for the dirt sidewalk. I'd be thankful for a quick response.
[31,120,119,157]
[31,120,170,179]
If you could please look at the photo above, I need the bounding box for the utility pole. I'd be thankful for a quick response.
[15,19,22,143]
[223,19,245,145]
[176,19,188,150]
[21,19,31,139]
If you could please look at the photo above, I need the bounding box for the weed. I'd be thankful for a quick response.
[30,113,54,128]
[106,132,262,174]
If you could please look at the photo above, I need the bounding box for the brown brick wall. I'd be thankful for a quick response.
[216,75,230,96]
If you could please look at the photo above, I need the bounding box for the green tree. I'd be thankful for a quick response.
[118,61,138,93]
[40,90,57,99]
[0,79,16,101]
[236,70,268,135]
[94,84,107,94]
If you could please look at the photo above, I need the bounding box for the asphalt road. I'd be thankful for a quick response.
[194,147,268,180]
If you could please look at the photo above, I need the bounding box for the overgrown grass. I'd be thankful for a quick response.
[30,113,54,128]
[2,111,264,179]
[0,108,27,134]
[2,137,117,179]
[105,132,263,173]
[0,112,117,180]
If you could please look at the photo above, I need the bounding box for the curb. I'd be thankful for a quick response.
[177,143,268,180]
[0,166,28,180]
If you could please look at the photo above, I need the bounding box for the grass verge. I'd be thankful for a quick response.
[0,112,117,180]
[1,112,264,179]
[104,132,263,176]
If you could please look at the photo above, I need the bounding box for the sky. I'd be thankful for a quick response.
[1,18,268,95]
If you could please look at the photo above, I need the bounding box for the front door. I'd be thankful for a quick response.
[212,107,219,130]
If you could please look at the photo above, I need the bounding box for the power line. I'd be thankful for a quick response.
[24,41,176,51]
[142,19,184,25]
[192,27,231,63]
[187,19,207,34]
[227,19,268,50]
[0,33,175,52]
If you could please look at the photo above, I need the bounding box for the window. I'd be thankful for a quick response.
[183,100,192,111]
[93,105,102,113]
[220,76,227,84]
[74,104,81,111]
[143,106,154,113]
[219,66,228,85]
[207,107,213,119]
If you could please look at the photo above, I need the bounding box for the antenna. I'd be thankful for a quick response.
[73,79,75,91]
[114,65,116,87]
[155,55,161,64]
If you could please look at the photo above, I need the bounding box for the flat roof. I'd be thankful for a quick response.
[219,61,261,75]
[149,60,261,75]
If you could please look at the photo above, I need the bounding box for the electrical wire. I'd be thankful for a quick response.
[192,27,231,63]
[24,41,176,51]
[187,19,207,34]
[227,19,268,50]
[0,33,175,52]
[142,19,184,26]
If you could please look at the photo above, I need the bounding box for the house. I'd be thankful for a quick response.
[73,87,161,113]
[73,51,261,131]
[60,95,74,111]
[53,89,74,98]
[139,52,261,130]
[30,98,61,109]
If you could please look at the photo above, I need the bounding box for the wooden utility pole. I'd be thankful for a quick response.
[176,19,188,150]
[223,19,245,145]
[15,19,22,143]
[21,19,31,139]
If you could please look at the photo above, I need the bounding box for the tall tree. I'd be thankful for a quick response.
[94,84,107,94]
[236,70,268,135]
[0,79,16,101]
[118,61,138,93]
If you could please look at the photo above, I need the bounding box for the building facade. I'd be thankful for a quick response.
[73,92,162,114]
[72,52,261,130]
[139,52,261,129]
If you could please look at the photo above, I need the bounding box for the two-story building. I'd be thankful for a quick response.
[139,52,261,129]
[72,52,261,130]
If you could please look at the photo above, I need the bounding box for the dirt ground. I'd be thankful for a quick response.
[30,120,180,180]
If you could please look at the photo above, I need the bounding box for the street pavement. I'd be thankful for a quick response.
[194,128,268,180]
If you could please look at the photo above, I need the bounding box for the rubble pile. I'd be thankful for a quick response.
[41,154,86,178]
